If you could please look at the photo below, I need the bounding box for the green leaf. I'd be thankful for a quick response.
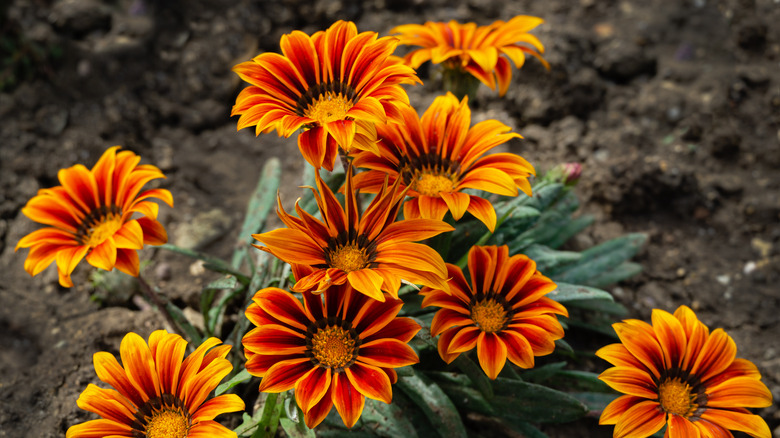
[434,382,495,416]
[499,418,549,438]
[523,244,582,273]
[232,157,281,269]
[584,262,643,288]
[553,233,647,284]
[215,368,252,396]
[520,361,566,384]
[569,391,619,412]
[397,371,468,438]
[543,214,595,249]
[165,302,202,345]
[547,282,614,303]
[452,353,494,399]
[279,418,316,438]
[489,378,588,424]
[359,397,420,438]
[249,392,285,438]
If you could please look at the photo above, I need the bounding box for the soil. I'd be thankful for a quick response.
[1,0,779,437]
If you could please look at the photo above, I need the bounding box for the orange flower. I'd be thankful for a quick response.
[421,245,567,379]
[392,15,549,96]
[16,146,172,287]
[66,330,244,438]
[232,20,420,171]
[252,165,452,301]
[242,285,421,428]
[352,92,534,232]
[597,306,773,438]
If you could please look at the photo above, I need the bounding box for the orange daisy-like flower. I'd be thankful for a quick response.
[421,245,567,379]
[16,146,172,287]
[243,285,421,428]
[392,15,549,96]
[232,20,421,171]
[252,165,452,301]
[597,305,773,438]
[67,330,245,438]
[352,92,534,232]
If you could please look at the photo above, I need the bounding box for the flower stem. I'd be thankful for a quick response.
[137,273,183,337]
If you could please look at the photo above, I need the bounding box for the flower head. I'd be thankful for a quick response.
[242,285,421,428]
[597,305,773,438]
[66,330,244,438]
[16,146,173,287]
[421,245,567,379]
[352,92,534,232]
[392,16,549,96]
[252,165,452,301]
[232,20,421,171]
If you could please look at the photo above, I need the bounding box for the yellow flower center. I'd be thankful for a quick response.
[411,171,457,197]
[310,325,357,369]
[328,243,369,273]
[145,409,190,438]
[76,205,124,247]
[84,215,123,247]
[658,378,697,417]
[304,93,353,124]
[470,299,508,333]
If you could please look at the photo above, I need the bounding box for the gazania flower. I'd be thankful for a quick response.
[392,15,549,97]
[597,305,773,438]
[421,245,567,379]
[252,165,452,301]
[232,20,421,171]
[67,330,244,438]
[352,92,534,232]
[242,285,421,428]
[16,146,172,287]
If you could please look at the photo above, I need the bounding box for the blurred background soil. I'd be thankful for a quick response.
[0,0,778,437]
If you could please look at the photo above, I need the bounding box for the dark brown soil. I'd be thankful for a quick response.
[1,1,778,437]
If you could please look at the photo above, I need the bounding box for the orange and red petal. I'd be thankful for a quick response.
[119,332,161,401]
[599,394,645,425]
[437,328,462,364]
[294,366,332,413]
[66,418,133,438]
[241,324,307,354]
[85,237,117,271]
[254,288,311,331]
[193,394,245,422]
[75,384,136,425]
[612,400,666,438]
[447,325,481,354]
[187,420,241,438]
[499,329,535,369]
[465,196,497,232]
[136,216,168,246]
[477,332,508,380]
[358,338,419,368]
[347,269,387,301]
[331,372,365,428]
[705,375,773,408]
[698,408,771,438]
[612,320,664,380]
[258,358,313,393]
[253,228,326,265]
[92,351,145,407]
[56,245,89,287]
[114,248,140,277]
[345,362,392,404]
[363,316,421,344]
[430,308,472,337]
[691,328,736,384]
[598,366,659,399]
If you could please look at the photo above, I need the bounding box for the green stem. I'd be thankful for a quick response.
[136,273,183,337]
[442,67,481,102]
